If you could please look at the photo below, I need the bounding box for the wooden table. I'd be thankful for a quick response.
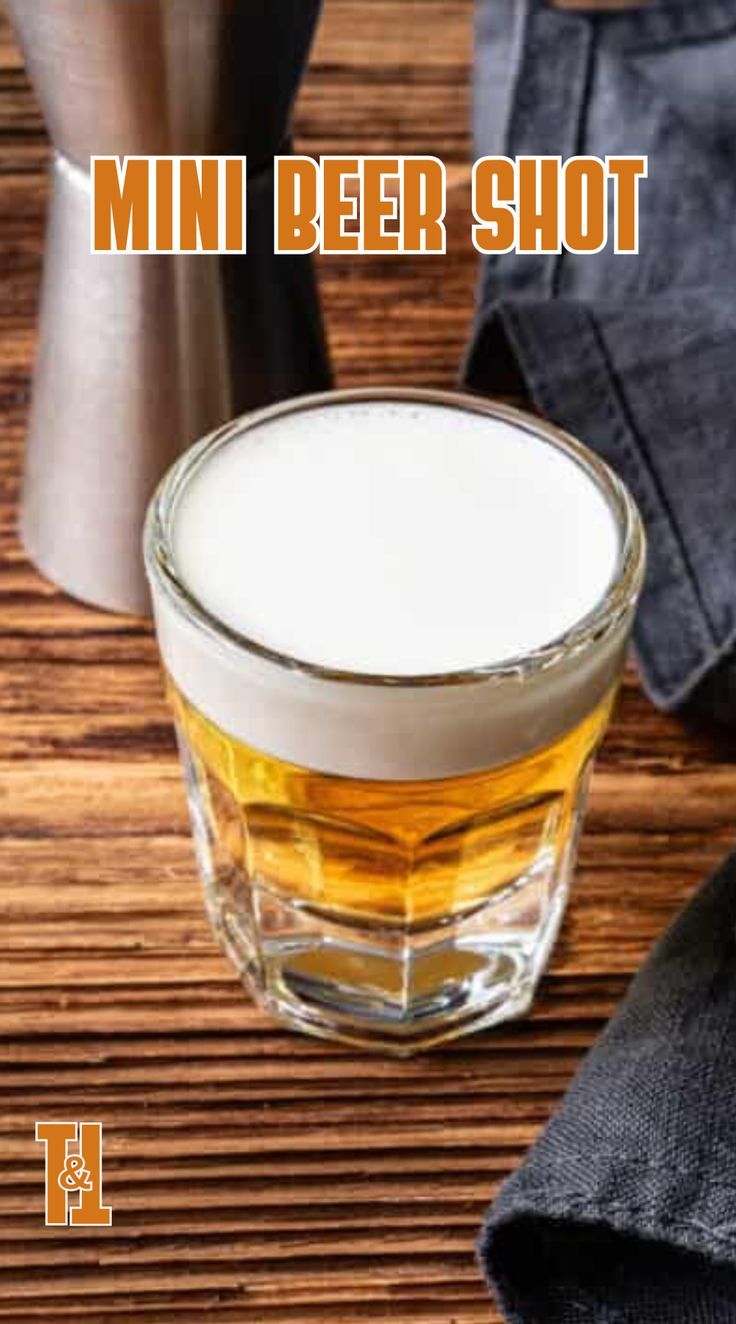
[1,3,733,1320]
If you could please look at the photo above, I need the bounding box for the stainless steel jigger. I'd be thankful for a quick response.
[7,0,329,614]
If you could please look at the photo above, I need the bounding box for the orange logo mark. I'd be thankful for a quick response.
[35,1122,112,1226]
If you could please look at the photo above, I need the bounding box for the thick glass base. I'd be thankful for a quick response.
[202,854,570,1055]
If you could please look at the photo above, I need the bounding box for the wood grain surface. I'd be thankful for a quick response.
[1,2,734,1321]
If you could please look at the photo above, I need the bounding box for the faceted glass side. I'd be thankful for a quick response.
[172,682,612,1053]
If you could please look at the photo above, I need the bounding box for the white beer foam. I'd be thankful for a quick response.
[173,401,619,675]
[151,398,632,779]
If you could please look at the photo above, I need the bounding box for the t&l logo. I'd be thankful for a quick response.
[35,1122,112,1226]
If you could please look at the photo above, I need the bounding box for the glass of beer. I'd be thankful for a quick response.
[144,389,645,1053]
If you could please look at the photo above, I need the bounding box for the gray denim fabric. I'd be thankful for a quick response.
[480,851,736,1323]
[464,0,736,719]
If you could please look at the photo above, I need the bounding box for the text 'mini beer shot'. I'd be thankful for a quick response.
[145,389,645,1053]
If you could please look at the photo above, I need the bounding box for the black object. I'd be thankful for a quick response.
[464,0,736,725]
[222,0,332,409]
[480,850,736,1323]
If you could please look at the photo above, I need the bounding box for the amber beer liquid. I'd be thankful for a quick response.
[145,390,645,1053]
[171,684,614,928]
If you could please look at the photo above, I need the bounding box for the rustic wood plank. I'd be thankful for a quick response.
[0,1,727,1321]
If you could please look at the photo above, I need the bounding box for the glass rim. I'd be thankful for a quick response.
[144,386,646,690]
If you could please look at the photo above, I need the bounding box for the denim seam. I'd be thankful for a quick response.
[538,0,736,53]
[496,302,719,702]
[552,21,597,298]
[473,0,531,312]
[578,309,723,654]
[487,1190,736,1255]
[505,3,594,300]
[623,22,736,57]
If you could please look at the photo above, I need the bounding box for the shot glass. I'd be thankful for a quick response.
[145,388,645,1053]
